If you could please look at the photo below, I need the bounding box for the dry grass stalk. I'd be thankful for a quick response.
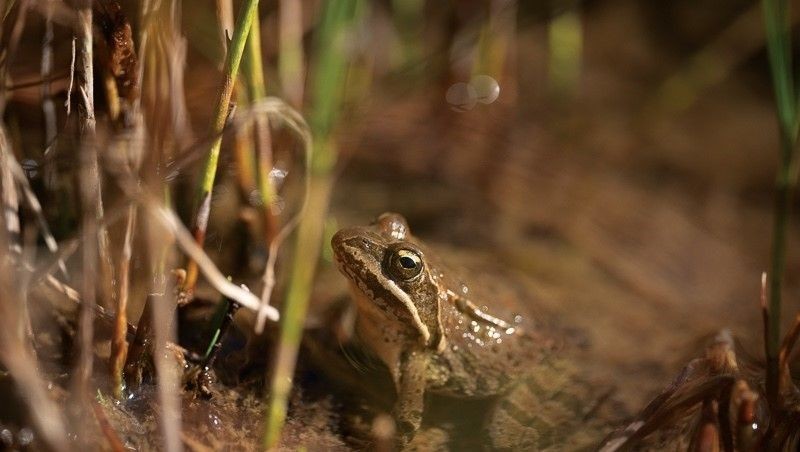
[146,196,277,321]
[73,0,117,312]
[165,30,194,150]
[279,0,304,108]
[0,280,68,452]
[233,110,258,196]
[88,0,142,400]
[0,128,35,350]
[0,42,66,446]
[76,107,98,401]
[111,8,186,436]
[3,0,31,91]
[0,127,20,257]
[1,122,67,277]
[110,204,135,398]
[73,0,95,130]
[69,7,102,443]
[41,0,57,188]
[243,13,280,244]
[107,134,143,398]
[231,8,258,223]
[247,98,312,332]
[255,116,277,239]
[215,0,234,54]
[150,288,183,452]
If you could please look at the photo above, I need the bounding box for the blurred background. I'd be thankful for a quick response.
[321,0,798,421]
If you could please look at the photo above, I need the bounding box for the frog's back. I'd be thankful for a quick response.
[423,245,619,447]
[427,250,573,398]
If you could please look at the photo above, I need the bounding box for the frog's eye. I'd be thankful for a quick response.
[386,248,423,281]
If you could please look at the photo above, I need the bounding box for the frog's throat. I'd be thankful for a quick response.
[384,279,431,345]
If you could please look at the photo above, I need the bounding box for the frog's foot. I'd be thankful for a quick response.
[395,351,428,448]
[598,330,776,451]
[394,405,425,450]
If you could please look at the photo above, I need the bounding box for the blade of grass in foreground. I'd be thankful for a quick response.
[263,0,363,448]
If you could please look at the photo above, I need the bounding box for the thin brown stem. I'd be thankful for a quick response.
[0,128,29,349]
[111,204,135,398]
[151,290,182,452]
[0,126,20,257]
[75,117,98,444]
[70,6,100,445]
[243,11,278,243]
[279,0,304,108]
[41,0,57,188]
[66,36,76,115]
[215,0,234,55]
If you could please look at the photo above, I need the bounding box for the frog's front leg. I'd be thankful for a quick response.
[395,349,428,446]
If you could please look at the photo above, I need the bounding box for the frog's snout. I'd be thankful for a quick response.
[330,228,366,267]
[330,227,385,275]
[329,230,348,269]
[330,228,356,259]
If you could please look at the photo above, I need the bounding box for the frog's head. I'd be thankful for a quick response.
[331,213,445,350]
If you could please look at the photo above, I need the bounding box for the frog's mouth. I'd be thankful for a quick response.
[331,228,432,345]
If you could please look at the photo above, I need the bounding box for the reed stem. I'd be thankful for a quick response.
[184,0,261,292]
[242,11,279,242]
[263,1,361,447]
[762,0,799,407]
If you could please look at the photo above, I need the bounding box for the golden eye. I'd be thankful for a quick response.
[387,248,423,280]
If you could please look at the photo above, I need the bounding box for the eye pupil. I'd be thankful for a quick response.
[399,256,417,269]
[386,248,423,280]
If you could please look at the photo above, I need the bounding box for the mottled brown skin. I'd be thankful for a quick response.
[331,213,600,448]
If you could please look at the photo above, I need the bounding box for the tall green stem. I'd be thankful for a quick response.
[262,174,333,449]
[763,0,798,406]
[263,1,361,447]
[184,0,261,291]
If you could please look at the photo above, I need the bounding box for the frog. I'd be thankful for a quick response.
[330,212,612,450]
